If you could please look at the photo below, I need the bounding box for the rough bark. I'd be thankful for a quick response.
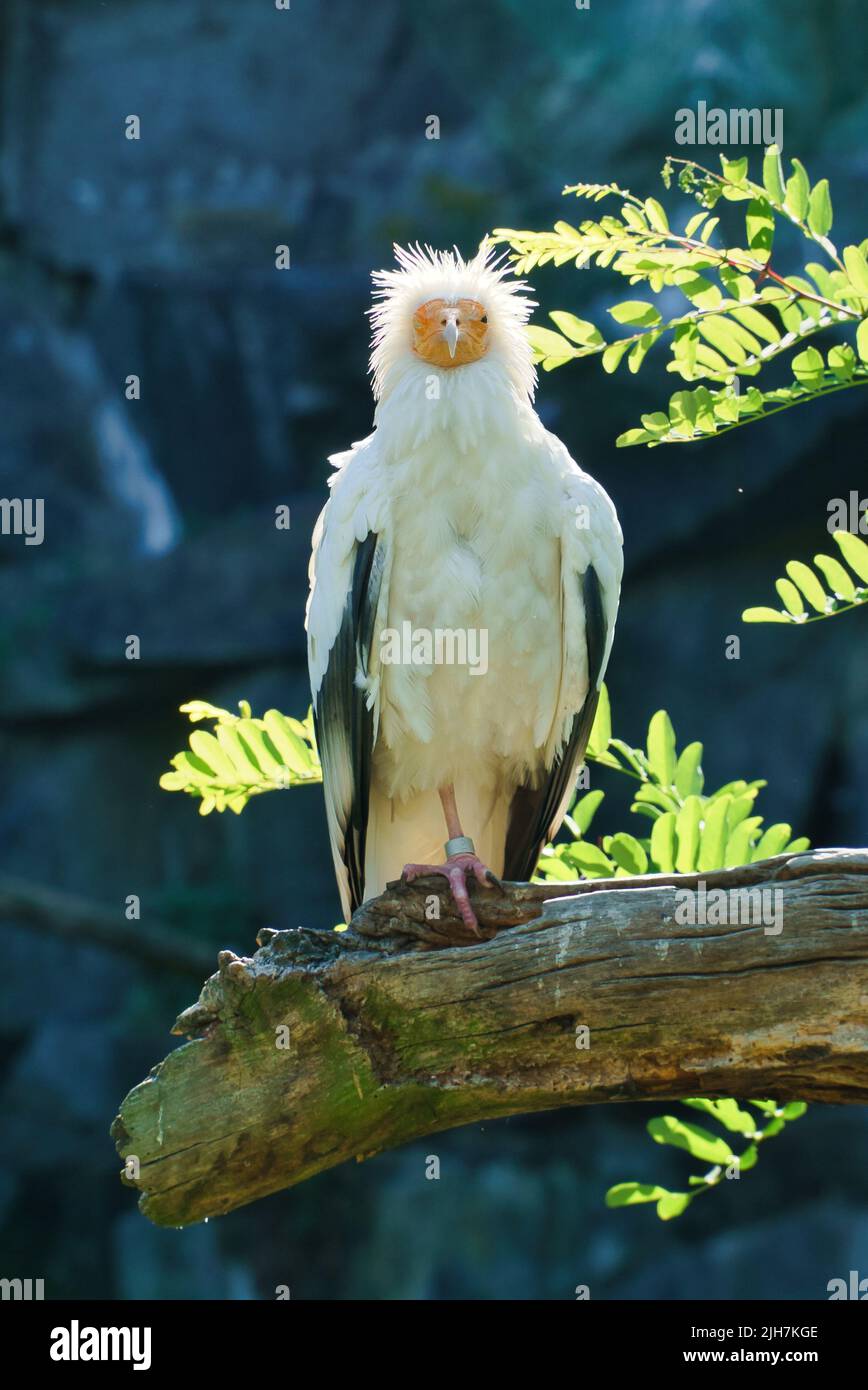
[111,848,868,1227]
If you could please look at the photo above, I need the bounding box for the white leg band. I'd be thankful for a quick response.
[444,835,475,858]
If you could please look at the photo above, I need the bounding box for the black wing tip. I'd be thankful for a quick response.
[316,531,384,915]
[503,562,606,882]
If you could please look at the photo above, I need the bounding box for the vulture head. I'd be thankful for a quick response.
[368,242,538,403]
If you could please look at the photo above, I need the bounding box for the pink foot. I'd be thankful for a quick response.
[402,854,503,935]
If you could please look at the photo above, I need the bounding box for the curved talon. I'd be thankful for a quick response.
[401,852,498,936]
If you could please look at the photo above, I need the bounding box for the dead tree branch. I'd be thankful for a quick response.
[111,849,868,1226]
[0,876,215,976]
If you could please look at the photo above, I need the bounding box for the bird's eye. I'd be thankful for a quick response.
[440,318,447,326]
[480,315,488,324]
[455,318,461,326]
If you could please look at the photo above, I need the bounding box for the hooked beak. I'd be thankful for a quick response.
[443,316,460,359]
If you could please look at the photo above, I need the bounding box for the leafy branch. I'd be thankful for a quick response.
[606,1099,808,1220]
[538,685,808,882]
[546,688,811,1219]
[743,524,868,625]
[491,147,868,446]
[160,689,808,874]
[158,700,320,815]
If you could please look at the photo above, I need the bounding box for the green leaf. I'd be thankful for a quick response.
[674,741,704,799]
[697,316,747,365]
[650,812,677,872]
[682,1098,757,1137]
[587,683,611,754]
[828,344,856,382]
[843,244,868,297]
[549,311,604,347]
[835,530,868,582]
[644,197,669,232]
[730,304,780,345]
[724,817,761,867]
[657,1191,694,1220]
[607,832,648,875]
[263,709,317,776]
[668,389,698,437]
[786,837,811,854]
[775,577,807,618]
[536,852,580,883]
[648,1115,734,1165]
[646,709,677,785]
[240,719,292,778]
[215,725,263,783]
[697,795,730,871]
[728,1143,758,1172]
[857,319,868,364]
[171,751,218,787]
[726,795,757,834]
[762,144,785,204]
[675,796,702,872]
[742,605,795,624]
[159,770,189,791]
[622,203,649,232]
[684,211,708,238]
[720,155,748,186]
[180,699,236,723]
[640,411,671,436]
[608,300,662,328]
[813,553,856,600]
[633,783,679,814]
[782,1101,808,1120]
[673,271,722,310]
[605,1181,671,1208]
[567,842,615,878]
[791,346,824,387]
[671,323,699,378]
[188,730,237,781]
[616,427,651,447]
[525,325,578,367]
[718,266,756,301]
[609,738,647,777]
[628,329,662,374]
[805,260,836,298]
[745,198,774,259]
[807,178,833,238]
[785,560,828,612]
[602,339,631,373]
[762,1117,786,1138]
[752,823,793,860]
[784,159,810,221]
[571,789,606,835]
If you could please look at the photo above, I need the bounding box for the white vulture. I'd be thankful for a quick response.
[306,243,623,931]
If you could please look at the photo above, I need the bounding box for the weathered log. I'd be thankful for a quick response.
[111,848,868,1227]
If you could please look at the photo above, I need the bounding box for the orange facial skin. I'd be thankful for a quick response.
[412,297,489,368]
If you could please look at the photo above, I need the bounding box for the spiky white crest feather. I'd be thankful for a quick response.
[368,241,537,402]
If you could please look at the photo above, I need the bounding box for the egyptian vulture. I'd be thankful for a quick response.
[306,243,623,931]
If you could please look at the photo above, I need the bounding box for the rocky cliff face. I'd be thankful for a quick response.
[1,0,866,1299]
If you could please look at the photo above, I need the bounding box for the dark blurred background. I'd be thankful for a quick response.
[1,0,867,1299]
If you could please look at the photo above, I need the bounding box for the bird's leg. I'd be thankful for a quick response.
[401,784,502,935]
